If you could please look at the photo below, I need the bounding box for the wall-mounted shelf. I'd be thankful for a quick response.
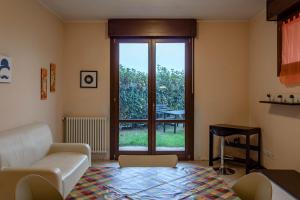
[259,101,300,105]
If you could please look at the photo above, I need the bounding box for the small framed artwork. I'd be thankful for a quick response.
[41,68,48,100]
[50,63,56,92]
[0,55,12,83]
[80,70,98,88]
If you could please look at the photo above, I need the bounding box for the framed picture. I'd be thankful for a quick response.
[41,68,48,100]
[50,63,56,92]
[80,71,98,88]
[0,55,12,83]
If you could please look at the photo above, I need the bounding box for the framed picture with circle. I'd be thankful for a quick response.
[80,70,98,88]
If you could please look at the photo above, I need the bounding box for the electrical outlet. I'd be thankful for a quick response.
[263,149,274,160]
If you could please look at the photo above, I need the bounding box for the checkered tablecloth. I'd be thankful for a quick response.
[66,167,240,200]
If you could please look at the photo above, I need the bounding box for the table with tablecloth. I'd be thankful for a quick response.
[66,166,240,200]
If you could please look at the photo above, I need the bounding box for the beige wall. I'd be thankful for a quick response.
[63,22,110,117]
[249,11,300,171]
[62,21,250,160]
[3,1,299,170]
[0,0,64,141]
[194,21,250,159]
[62,14,300,170]
[0,0,250,160]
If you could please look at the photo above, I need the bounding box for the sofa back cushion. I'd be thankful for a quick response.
[0,123,53,169]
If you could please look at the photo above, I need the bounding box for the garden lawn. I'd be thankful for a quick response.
[119,127,184,147]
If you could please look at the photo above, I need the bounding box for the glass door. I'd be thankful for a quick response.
[111,38,193,160]
[118,40,150,152]
[154,41,186,153]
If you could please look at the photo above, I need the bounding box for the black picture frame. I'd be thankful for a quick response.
[80,70,98,88]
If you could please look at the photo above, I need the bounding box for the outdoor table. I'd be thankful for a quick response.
[162,110,185,133]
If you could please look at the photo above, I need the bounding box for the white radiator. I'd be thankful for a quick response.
[65,117,107,153]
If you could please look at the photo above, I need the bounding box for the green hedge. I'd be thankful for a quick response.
[119,65,184,120]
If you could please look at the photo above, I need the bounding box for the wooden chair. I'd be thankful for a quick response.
[232,172,272,200]
[15,174,63,200]
[118,155,178,167]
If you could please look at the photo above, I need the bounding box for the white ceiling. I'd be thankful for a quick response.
[38,0,266,21]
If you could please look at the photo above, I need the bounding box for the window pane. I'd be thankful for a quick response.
[119,43,148,120]
[156,122,185,151]
[156,43,185,120]
[119,122,148,151]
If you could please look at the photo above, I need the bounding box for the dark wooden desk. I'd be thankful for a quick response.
[209,124,262,174]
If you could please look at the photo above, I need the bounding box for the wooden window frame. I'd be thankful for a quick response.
[108,19,197,38]
[267,0,300,21]
[110,37,194,160]
[108,19,196,160]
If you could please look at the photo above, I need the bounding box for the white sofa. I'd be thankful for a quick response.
[0,122,91,200]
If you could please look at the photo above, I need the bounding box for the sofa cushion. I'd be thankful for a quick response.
[31,152,89,196]
[0,123,53,169]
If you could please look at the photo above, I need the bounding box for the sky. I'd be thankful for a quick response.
[119,43,185,73]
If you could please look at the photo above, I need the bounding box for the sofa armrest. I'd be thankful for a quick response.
[0,168,63,200]
[49,143,91,166]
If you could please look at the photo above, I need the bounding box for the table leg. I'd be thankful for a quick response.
[174,115,177,134]
[209,129,214,166]
[246,135,250,174]
[163,113,166,132]
[174,124,176,133]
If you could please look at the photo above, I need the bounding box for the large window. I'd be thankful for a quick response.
[109,19,196,160]
[278,12,300,85]
[110,38,194,160]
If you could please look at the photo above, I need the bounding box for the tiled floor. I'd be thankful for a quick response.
[92,160,245,186]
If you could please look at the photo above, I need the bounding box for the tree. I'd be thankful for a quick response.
[119,65,184,121]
